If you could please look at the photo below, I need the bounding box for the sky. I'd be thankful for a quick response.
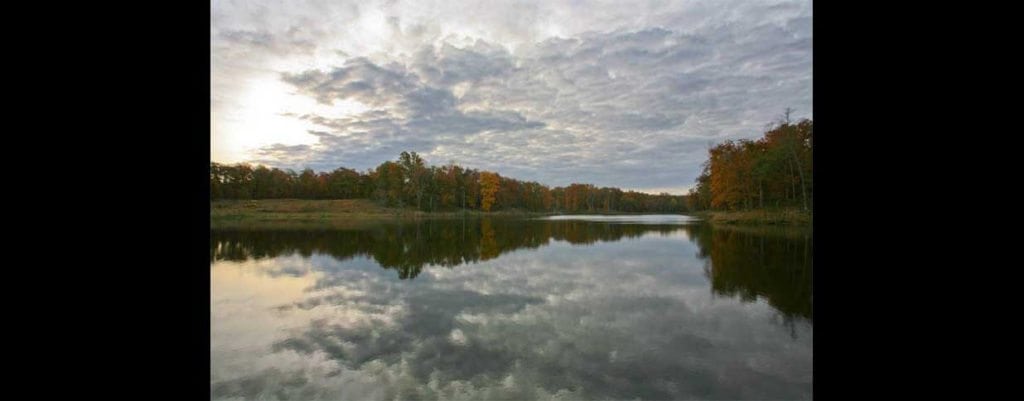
[211,0,812,195]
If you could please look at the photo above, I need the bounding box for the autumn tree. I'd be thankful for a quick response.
[210,152,690,214]
[373,161,405,207]
[687,163,712,211]
[326,167,362,199]
[479,171,500,212]
[692,113,812,212]
[399,151,429,210]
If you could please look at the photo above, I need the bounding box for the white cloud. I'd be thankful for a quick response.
[212,0,811,191]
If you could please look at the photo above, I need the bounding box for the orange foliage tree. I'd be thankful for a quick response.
[479,171,500,212]
[211,152,689,213]
[691,114,812,211]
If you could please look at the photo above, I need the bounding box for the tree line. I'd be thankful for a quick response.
[688,113,812,211]
[211,151,687,213]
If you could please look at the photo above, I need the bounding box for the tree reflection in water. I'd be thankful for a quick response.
[212,218,811,326]
[211,218,682,279]
[212,217,813,400]
[684,223,813,336]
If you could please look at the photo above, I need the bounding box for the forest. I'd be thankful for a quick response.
[211,151,687,213]
[687,115,812,212]
[211,114,810,215]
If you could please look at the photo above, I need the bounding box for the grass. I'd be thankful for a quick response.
[210,199,552,229]
[692,209,812,226]
[212,199,806,229]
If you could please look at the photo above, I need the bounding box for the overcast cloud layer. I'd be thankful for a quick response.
[212,0,812,194]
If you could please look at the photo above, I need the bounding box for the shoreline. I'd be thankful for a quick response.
[210,199,684,229]
[212,200,543,229]
[691,209,812,226]
[210,200,809,229]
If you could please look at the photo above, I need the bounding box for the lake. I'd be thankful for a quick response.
[211,215,812,400]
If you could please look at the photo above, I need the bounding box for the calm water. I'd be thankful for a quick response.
[211,216,812,400]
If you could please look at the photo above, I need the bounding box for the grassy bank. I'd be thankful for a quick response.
[692,209,811,226]
[211,199,552,229]
[212,200,809,229]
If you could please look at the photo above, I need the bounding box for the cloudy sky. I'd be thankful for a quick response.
[211,0,811,194]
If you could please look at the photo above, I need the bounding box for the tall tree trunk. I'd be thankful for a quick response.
[789,144,809,211]
[789,160,797,204]
[759,183,764,209]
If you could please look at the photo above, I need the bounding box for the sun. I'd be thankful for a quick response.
[212,76,370,164]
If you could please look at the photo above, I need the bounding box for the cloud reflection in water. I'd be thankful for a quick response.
[211,218,812,400]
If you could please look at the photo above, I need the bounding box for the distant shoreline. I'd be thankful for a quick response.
[210,199,809,229]
[691,209,812,226]
[210,199,690,229]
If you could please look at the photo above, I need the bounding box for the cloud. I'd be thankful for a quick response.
[212,0,811,193]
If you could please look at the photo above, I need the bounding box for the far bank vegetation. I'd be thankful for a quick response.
[687,110,812,225]
[212,152,686,214]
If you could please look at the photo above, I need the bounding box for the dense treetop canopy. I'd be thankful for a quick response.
[212,151,687,214]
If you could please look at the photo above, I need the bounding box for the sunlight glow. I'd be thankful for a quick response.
[212,76,370,163]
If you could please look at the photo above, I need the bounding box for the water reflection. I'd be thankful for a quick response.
[211,218,685,280]
[684,224,813,324]
[211,218,812,400]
